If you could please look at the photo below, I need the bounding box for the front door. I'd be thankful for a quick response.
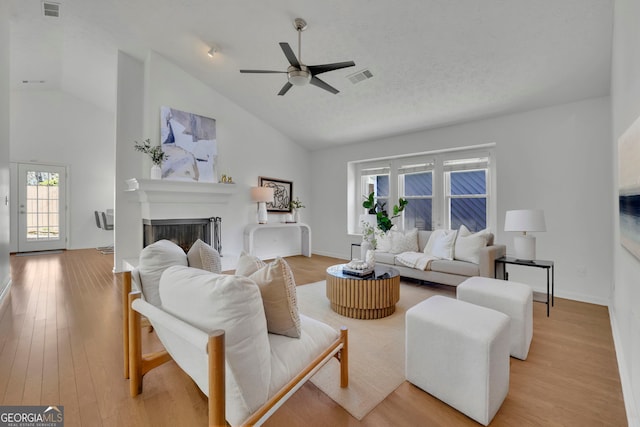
[17,163,67,252]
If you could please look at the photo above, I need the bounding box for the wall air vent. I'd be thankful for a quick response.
[42,1,60,18]
[347,69,374,84]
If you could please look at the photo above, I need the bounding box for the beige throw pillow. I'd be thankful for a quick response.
[454,225,490,264]
[424,229,458,260]
[187,239,222,273]
[235,251,267,276]
[246,257,301,338]
[390,228,419,253]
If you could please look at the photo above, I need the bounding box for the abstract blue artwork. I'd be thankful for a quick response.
[160,106,217,182]
[619,114,640,261]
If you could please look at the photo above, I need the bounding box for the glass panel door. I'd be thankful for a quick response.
[17,163,67,252]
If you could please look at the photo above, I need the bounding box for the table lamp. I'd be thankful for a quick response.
[251,186,274,224]
[504,209,546,261]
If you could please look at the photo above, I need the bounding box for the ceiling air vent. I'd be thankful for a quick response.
[347,69,374,85]
[42,1,60,18]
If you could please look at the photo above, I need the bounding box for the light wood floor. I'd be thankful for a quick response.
[1,250,627,426]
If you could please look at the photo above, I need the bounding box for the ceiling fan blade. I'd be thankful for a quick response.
[239,70,287,73]
[279,42,300,67]
[308,61,356,75]
[310,76,339,94]
[278,82,293,96]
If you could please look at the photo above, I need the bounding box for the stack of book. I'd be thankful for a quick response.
[342,265,374,277]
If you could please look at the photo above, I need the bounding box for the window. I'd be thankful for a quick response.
[399,162,434,230]
[348,146,495,234]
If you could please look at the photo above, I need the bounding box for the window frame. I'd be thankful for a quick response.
[348,145,496,235]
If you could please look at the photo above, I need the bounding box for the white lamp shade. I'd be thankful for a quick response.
[504,209,546,232]
[250,186,274,203]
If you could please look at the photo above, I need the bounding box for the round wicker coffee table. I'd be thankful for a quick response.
[326,264,401,319]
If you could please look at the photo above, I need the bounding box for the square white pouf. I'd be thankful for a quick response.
[457,276,533,360]
[406,296,510,426]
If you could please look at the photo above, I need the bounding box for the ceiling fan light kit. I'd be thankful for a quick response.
[239,17,355,95]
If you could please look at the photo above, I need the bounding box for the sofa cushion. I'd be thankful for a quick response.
[187,239,222,273]
[390,228,419,253]
[268,314,339,395]
[454,225,490,264]
[374,251,397,265]
[158,265,271,420]
[235,251,267,276]
[246,257,301,338]
[138,239,188,307]
[430,259,480,277]
[424,229,457,260]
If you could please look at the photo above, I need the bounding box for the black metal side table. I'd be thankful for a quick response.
[495,256,554,317]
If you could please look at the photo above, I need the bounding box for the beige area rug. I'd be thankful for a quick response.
[298,280,454,420]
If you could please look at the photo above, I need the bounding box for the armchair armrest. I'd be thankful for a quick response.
[479,244,506,278]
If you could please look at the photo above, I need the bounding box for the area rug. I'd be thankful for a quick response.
[297,280,454,420]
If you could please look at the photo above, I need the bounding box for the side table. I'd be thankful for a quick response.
[495,256,554,317]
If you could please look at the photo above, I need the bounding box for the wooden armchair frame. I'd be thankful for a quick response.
[126,284,349,426]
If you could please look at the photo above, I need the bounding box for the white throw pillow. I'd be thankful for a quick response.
[424,229,458,260]
[390,228,419,254]
[235,251,267,276]
[159,265,271,418]
[187,239,222,273]
[454,225,490,264]
[376,231,392,252]
[138,239,188,307]
[247,257,301,338]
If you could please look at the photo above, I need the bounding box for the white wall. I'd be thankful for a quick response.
[114,51,311,270]
[9,90,115,250]
[0,1,11,308]
[311,96,612,305]
[611,0,640,424]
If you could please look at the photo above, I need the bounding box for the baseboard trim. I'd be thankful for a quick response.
[609,305,640,427]
[310,250,349,260]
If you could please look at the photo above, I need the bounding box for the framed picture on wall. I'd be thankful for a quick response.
[618,114,640,261]
[259,177,292,213]
[160,106,218,182]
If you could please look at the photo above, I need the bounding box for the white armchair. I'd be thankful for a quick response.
[122,242,348,426]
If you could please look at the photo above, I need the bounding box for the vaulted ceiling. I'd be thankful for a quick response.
[9,0,613,150]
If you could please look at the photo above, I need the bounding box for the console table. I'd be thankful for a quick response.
[243,223,312,257]
[495,256,554,317]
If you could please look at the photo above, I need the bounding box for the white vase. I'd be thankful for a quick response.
[293,209,300,223]
[360,240,371,261]
[150,164,162,180]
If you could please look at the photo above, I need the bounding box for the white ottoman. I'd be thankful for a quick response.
[406,296,510,426]
[457,276,533,360]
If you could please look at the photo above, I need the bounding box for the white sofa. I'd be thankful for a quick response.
[374,229,506,286]
[122,241,348,427]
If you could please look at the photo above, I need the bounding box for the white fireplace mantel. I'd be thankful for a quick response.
[125,178,237,219]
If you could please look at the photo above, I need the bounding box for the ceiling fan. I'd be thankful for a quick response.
[240,18,355,96]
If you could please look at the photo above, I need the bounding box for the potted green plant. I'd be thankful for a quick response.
[362,192,408,233]
[290,197,305,223]
[134,139,169,179]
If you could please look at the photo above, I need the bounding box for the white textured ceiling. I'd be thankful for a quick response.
[9,0,613,150]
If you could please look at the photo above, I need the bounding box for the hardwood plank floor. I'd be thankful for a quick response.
[1,250,627,426]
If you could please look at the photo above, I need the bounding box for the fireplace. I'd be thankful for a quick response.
[143,217,222,253]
